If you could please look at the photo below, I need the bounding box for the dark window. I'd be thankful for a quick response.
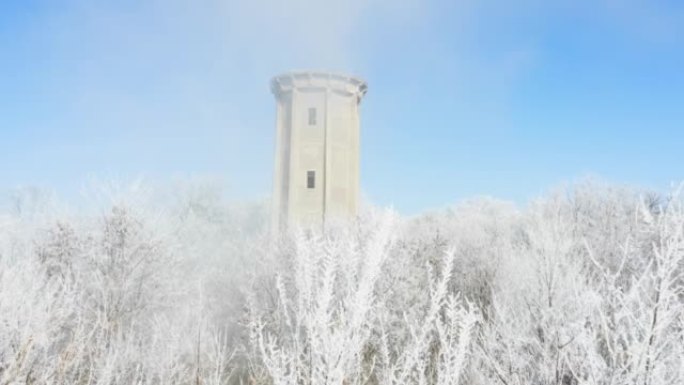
[307,170,315,189]
[308,108,317,125]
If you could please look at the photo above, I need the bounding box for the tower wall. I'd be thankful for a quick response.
[271,71,367,231]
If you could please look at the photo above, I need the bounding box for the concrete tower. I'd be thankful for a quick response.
[270,71,367,231]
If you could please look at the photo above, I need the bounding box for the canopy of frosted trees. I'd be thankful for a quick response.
[0,180,683,385]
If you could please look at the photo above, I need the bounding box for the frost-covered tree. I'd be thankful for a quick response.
[248,211,481,385]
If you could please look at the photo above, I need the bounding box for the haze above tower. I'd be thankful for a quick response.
[270,71,367,231]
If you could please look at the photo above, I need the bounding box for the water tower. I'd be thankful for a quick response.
[270,71,368,231]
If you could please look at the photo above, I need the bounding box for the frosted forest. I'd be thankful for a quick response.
[1,180,683,385]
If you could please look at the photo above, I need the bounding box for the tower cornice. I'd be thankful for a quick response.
[271,71,367,103]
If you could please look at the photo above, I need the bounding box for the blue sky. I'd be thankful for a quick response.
[1,0,683,214]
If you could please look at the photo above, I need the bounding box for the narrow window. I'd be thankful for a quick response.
[308,107,317,125]
[307,170,315,189]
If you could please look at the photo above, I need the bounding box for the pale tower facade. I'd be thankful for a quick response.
[270,71,367,230]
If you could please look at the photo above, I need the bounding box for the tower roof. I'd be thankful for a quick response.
[271,71,367,102]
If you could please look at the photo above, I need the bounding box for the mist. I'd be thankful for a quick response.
[1,0,424,208]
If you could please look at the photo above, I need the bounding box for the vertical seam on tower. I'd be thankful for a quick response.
[323,85,329,225]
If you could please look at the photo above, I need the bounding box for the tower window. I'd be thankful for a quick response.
[307,170,315,189]
[308,108,317,125]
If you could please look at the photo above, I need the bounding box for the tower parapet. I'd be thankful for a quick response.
[271,71,367,102]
